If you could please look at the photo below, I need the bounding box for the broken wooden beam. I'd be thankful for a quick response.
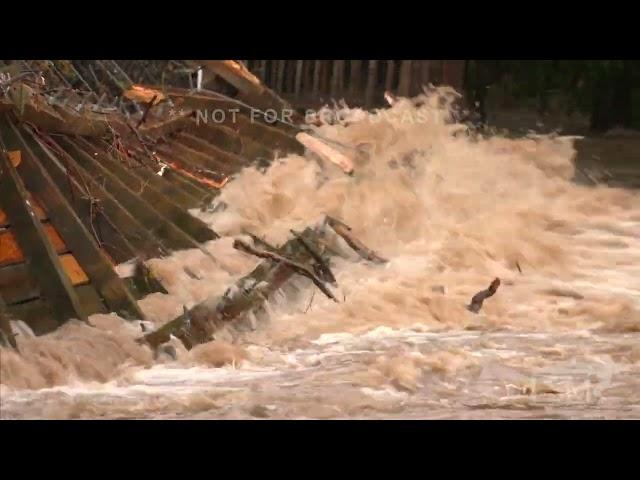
[54,136,206,253]
[233,239,338,302]
[325,216,388,264]
[467,278,501,313]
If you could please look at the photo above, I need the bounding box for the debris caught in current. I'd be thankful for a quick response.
[467,278,501,313]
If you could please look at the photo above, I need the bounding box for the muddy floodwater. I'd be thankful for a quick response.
[1,90,639,419]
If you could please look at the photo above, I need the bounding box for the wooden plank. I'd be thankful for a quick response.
[0,224,65,267]
[276,60,286,93]
[54,137,203,253]
[350,60,363,97]
[0,230,25,266]
[127,144,214,202]
[312,60,322,96]
[44,223,68,253]
[331,61,341,97]
[0,294,18,350]
[59,254,89,285]
[6,298,58,336]
[191,123,274,161]
[6,122,139,264]
[0,150,87,324]
[0,208,7,227]
[176,133,248,170]
[190,60,294,118]
[83,137,201,210]
[0,254,89,306]
[67,137,217,244]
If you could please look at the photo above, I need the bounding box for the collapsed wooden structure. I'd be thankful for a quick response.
[0,60,391,350]
[0,60,309,342]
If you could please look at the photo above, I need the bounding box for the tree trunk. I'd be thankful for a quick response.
[365,60,378,107]
[398,60,413,97]
[385,60,396,92]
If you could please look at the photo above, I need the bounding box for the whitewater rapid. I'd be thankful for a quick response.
[1,89,638,419]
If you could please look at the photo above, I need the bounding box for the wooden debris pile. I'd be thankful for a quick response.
[0,60,309,337]
[139,215,388,351]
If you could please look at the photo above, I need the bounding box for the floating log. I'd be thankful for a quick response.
[325,216,388,264]
[467,278,501,313]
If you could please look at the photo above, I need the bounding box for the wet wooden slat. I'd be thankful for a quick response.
[55,137,205,252]
[176,133,248,170]
[0,230,25,266]
[0,150,87,324]
[6,283,107,336]
[220,113,303,154]
[166,139,235,175]
[2,119,146,320]
[66,137,218,243]
[7,122,139,264]
[127,144,214,202]
[0,225,65,267]
[0,294,18,349]
[191,123,274,161]
[398,60,413,97]
[0,262,41,304]
[83,137,201,210]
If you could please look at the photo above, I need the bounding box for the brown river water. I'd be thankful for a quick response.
[1,89,638,419]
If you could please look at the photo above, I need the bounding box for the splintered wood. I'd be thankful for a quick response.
[123,85,166,105]
[296,132,355,174]
[139,216,386,351]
